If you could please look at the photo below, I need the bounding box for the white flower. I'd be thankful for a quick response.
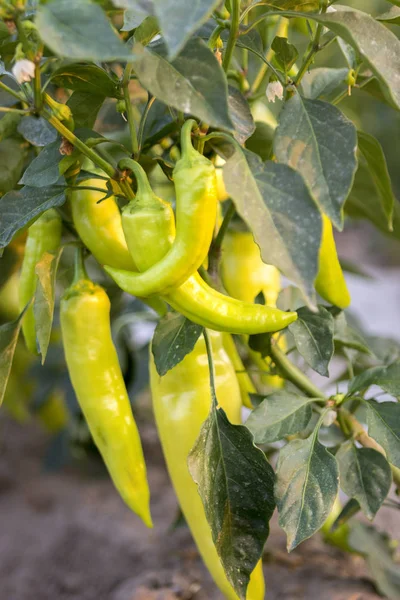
[266,81,284,103]
[12,59,35,83]
[326,6,337,13]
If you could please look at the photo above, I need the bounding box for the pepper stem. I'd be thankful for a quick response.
[180,119,198,159]
[118,158,156,205]
[73,246,89,284]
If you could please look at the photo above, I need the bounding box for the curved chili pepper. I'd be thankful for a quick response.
[60,249,152,527]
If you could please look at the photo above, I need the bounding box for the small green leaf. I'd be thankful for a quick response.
[331,498,361,531]
[120,3,153,31]
[189,402,275,599]
[349,363,400,397]
[152,313,203,376]
[223,149,322,307]
[274,93,357,230]
[19,140,63,188]
[377,6,400,26]
[336,442,392,520]
[67,92,105,129]
[334,312,370,354]
[246,392,314,443]
[51,64,120,97]
[133,16,160,46]
[245,121,274,161]
[0,305,29,405]
[288,305,334,377]
[254,0,318,10]
[357,131,395,231]
[248,332,271,358]
[0,139,25,193]
[275,417,339,551]
[17,116,57,147]
[132,38,234,132]
[366,401,400,468]
[301,67,348,100]
[271,36,298,73]
[36,0,133,61]
[34,249,63,364]
[0,186,66,249]
[228,86,255,144]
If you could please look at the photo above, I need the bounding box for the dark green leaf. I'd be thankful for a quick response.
[246,392,314,443]
[337,38,357,70]
[0,186,66,249]
[310,6,400,111]
[288,305,334,377]
[51,64,119,97]
[248,332,271,358]
[152,312,203,376]
[357,131,395,231]
[36,0,133,61]
[349,364,400,397]
[377,6,400,26]
[301,67,348,100]
[34,249,63,364]
[245,121,274,161]
[189,402,275,599]
[19,140,63,187]
[275,419,339,551]
[228,86,255,144]
[336,442,392,520]
[349,522,400,600]
[133,16,160,46]
[17,116,57,147]
[0,305,29,405]
[0,139,25,193]
[274,94,357,230]
[223,149,322,307]
[67,92,105,129]
[331,498,361,531]
[271,36,298,73]
[366,401,400,468]
[0,111,21,142]
[0,244,22,290]
[132,38,234,132]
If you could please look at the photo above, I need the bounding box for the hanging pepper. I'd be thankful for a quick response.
[60,249,152,527]
[315,215,351,309]
[106,118,218,297]
[149,331,265,600]
[104,161,297,335]
[19,209,62,354]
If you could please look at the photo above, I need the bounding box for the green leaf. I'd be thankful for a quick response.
[0,305,29,405]
[246,392,314,443]
[0,111,21,142]
[67,92,105,129]
[310,6,400,111]
[349,522,400,600]
[357,75,400,111]
[274,93,357,230]
[0,139,25,194]
[0,186,66,249]
[301,67,348,100]
[357,131,395,231]
[36,0,133,61]
[248,332,271,358]
[17,116,57,147]
[349,363,400,397]
[120,3,153,31]
[253,0,318,10]
[334,312,370,354]
[228,86,255,144]
[288,305,334,377]
[337,38,357,70]
[271,36,298,74]
[188,402,275,599]
[132,38,234,131]
[275,418,339,551]
[34,249,63,364]
[223,149,322,307]
[336,442,392,520]
[19,140,63,187]
[331,498,361,531]
[133,16,160,46]
[152,312,203,376]
[51,64,120,97]
[366,401,400,468]
[377,6,400,26]
[245,121,274,161]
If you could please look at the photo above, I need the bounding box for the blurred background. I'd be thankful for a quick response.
[0,0,399,598]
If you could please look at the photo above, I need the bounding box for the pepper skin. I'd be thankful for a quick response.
[150,331,265,600]
[111,118,217,297]
[105,164,297,335]
[19,209,62,354]
[221,332,256,409]
[60,252,152,527]
[70,178,136,271]
[315,215,351,309]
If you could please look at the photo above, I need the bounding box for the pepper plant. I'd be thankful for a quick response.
[1,0,400,599]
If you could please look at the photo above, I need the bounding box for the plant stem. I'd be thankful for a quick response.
[204,329,218,402]
[34,62,42,111]
[122,63,139,157]
[250,17,287,95]
[42,110,117,179]
[222,0,240,72]
[0,80,25,102]
[0,106,28,114]
[295,23,324,87]
[137,94,155,157]
[269,342,326,399]
[208,200,235,277]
